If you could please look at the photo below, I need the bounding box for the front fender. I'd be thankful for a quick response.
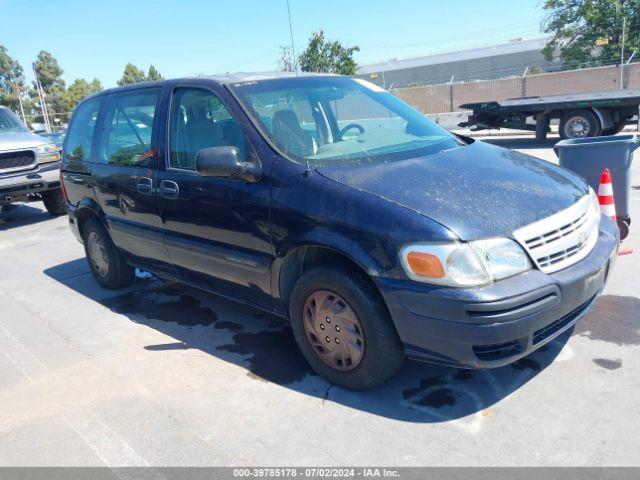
[277,228,384,277]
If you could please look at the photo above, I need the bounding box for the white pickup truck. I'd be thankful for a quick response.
[0,106,66,215]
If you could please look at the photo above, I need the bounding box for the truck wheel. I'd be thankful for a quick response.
[602,121,626,136]
[82,218,134,289]
[560,110,601,139]
[42,189,66,216]
[289,263,404,390]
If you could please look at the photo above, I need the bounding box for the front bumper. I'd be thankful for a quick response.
[0,161,61,203]
[376,216,619,368]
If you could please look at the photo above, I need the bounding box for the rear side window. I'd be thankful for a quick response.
[100,89,160,167]
[64,97,103,162]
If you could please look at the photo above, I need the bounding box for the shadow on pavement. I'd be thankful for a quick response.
[45,257,578,424]
[0,203,56,231]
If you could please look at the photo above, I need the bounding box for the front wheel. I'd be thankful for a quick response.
[42,189,66,216]
[289,264,404,390]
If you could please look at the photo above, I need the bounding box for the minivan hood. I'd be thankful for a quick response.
[0,131,50,152]
[316,140,588,240]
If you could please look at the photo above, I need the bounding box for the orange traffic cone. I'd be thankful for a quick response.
[597,168,616,222]
[598,168,633,256]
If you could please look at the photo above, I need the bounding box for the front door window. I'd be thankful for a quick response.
[169,88,246,170]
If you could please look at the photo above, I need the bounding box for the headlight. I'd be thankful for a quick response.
[400,238,531,287]
[36,143,61,163]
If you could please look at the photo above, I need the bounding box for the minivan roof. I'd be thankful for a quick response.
[93,71,337,97]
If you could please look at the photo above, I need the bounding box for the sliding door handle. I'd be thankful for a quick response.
[160,180,179,199]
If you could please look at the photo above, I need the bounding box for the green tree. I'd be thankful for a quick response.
[542,0,640,68]
[146,65,163,81]
[0,44,27,114]
[62,79,91,112]
[118,63,147,86]
[60,78,102,114]
[298,30,360,75]
[89,78,102,93]
[32,50,66,115]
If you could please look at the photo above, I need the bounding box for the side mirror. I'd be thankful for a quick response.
[195,146,261,182]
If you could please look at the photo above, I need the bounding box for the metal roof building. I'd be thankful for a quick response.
[357,38,557,88]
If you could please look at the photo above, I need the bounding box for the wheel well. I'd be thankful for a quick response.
[279,246,383,313]
[76,207,101,239]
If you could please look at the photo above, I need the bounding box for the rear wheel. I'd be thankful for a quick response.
[289,264,404,390]
[82,219,134,289]
[42,189,66,216]
[560,110,602,139]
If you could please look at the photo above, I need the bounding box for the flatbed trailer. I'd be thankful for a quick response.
[458,89,640,140]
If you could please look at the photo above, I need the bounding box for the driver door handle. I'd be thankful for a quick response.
[160,180,179,199]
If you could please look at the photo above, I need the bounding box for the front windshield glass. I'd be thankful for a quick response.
[0,108,27,133]
[230,76,463,166]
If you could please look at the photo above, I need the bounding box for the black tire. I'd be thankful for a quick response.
[82,218,134,289]
[42,189,66,216]
[560,109,602,139]
[535,114,549,141]
[617,218,630,241]
[602,121,626,136]
[289,263,404,390]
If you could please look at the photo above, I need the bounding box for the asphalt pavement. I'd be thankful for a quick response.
[1,135,639,466]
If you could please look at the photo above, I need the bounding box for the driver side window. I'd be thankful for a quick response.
[169,88,246,170]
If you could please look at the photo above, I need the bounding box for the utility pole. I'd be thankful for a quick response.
[13,82,27,126]
[286,0,297,74]
[620,16,626,89]
[32,63,52,133]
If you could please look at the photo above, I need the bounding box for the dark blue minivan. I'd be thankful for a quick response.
[61,73,619,389]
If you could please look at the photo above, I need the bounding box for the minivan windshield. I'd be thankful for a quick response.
[230,76,464,166]
[0,108,27,133]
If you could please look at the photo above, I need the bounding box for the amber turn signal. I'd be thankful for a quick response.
[406,251,445,278]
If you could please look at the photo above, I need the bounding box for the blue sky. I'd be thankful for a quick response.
[2,0,545,88]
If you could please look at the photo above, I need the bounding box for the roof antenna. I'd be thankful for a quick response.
[304,159,312,176]
[286,0,298,76]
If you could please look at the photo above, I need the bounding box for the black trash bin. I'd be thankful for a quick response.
[555,134,639,239]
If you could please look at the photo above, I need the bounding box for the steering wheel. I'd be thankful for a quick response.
[339,123,365,137]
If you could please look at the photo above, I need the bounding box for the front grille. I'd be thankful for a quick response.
[0,150,36,173]
[513,195,600,273]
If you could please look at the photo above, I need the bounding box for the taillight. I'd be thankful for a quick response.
[59,162,68,203]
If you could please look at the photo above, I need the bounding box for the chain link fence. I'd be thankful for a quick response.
[393,63,640,115]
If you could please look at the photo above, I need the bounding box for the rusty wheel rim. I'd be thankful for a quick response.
[302,290,365,371]
[87,231,109,278]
